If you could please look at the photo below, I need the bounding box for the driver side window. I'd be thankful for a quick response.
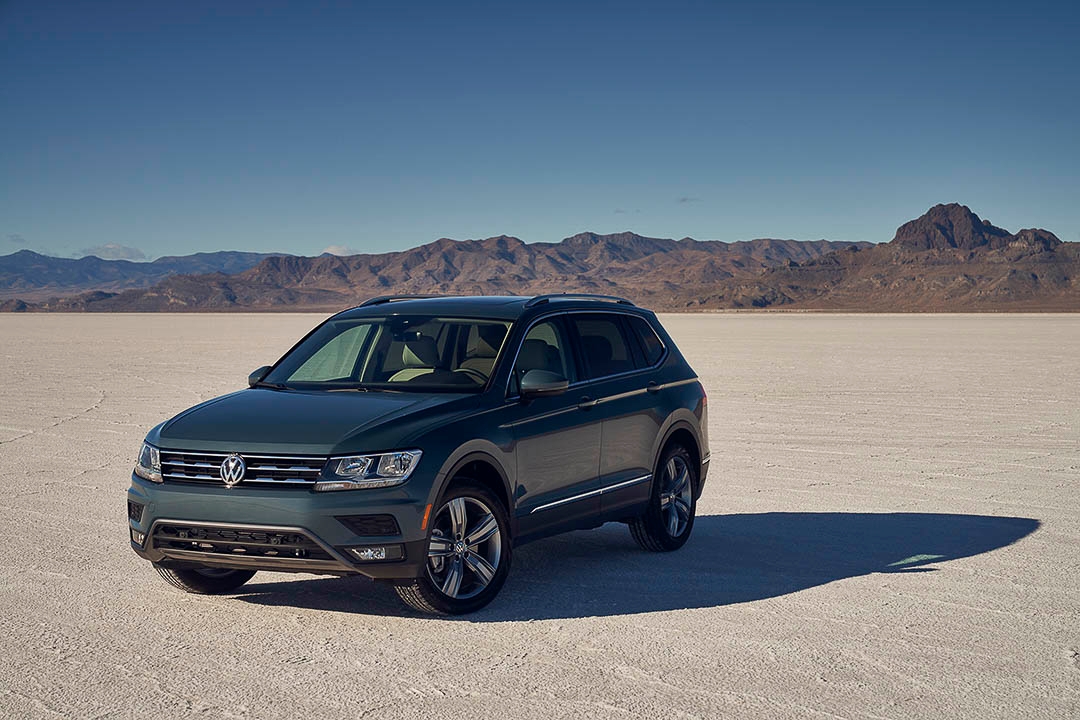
[509,318,576,396]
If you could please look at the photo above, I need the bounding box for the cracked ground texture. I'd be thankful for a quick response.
[0,313,1077,719]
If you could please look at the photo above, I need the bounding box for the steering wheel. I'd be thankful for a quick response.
[453,367,489,384]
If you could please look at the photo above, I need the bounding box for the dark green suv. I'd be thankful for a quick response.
[128,294,709,614]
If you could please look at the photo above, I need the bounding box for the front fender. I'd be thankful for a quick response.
[424,441,517,535]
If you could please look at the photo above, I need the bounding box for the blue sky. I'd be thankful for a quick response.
[1,0,1077,260]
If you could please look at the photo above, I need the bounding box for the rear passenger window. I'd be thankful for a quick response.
[628,316,665,366]
[571,315,636,379]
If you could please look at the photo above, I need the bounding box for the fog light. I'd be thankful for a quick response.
[130,528,146,546]
[347,544,403,562]
[354,546,384,561]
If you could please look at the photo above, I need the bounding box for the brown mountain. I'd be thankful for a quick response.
[699,204,1079,311]
[5,205,1076,312]
[9,233,864,312]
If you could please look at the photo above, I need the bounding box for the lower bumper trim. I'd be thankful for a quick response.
[133,518,430,580]
[156,547,354,574]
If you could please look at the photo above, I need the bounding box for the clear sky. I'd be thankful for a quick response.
[1,0,1077,260]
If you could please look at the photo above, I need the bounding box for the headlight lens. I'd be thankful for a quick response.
[334,456,373,477]
[316,450,422,492]
[134,442,162,483]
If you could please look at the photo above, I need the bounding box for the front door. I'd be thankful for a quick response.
[501,316,603,541]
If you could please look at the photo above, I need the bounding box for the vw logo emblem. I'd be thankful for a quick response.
[220,454,246,487]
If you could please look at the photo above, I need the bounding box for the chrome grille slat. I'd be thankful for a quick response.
[159,450,326,487]
[163,461,321,473]
[161,451,326,461]
[163,472,216,480]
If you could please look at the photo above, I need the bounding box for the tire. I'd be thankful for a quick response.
[153,564,257,595]
[394,483,512,615]
[630,444,697,552]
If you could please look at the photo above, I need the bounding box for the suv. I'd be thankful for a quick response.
[128,294,709,614]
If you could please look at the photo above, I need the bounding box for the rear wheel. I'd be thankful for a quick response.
[153,564,257,594]
[394,483,511,615]
[630,444,697,552]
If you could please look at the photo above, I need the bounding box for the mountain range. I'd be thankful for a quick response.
[0,250,283,302]
[2,204,1076,312]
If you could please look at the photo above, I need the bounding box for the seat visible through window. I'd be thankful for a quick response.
[510,319,575,395]
[460,323,505,378]
[388,335,440,381]
[571,315,636,379]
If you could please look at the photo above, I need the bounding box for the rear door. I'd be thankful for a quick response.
[567,312,664,519]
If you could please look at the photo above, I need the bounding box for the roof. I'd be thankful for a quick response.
[337,296,531,320]
[335,294,641,321]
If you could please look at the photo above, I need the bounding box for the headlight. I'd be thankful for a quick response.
[315,450,422,492]
[134,442,162,483]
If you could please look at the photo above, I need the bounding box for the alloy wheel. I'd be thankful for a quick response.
[658,455,693,537]
[425,496,503,600]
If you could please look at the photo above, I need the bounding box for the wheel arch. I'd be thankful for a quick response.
[653,418,703,498]
[429,449,516,535]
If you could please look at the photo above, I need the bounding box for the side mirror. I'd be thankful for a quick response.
[248,365,272,388]
[519,369,569,399]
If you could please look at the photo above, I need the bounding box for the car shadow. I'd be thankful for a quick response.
[232,512,1039,620]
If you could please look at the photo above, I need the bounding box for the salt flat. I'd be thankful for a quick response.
[0,313,1077,719]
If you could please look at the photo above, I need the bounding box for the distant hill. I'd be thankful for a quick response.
[0,250,286,301]
[2,234,864,311]
[4,205,1077,312]
[698,204,1080,311]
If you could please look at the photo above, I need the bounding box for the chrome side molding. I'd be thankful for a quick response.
[529,474,652,514]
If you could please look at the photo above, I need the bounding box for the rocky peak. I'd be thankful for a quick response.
[891,203,1012,251]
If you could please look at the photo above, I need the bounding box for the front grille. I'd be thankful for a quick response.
[159,450,326,486]
[152,523,334,561]
[337,514,401,537]
[127,500,145,522]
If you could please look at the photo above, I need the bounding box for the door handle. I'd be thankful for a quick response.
[646,381,660,394]
[578,396,597,410]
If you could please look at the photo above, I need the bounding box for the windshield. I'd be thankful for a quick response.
[262,316,512,392]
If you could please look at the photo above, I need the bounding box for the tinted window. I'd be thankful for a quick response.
[571,314,636,379]
[509,319,576,396]
[628,315,665,366]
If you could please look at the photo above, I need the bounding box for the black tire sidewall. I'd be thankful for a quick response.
[644,445,697,550]
[154,565,256,594]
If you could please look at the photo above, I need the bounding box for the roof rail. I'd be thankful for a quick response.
[525,293,635,308]
[358,294,443,307]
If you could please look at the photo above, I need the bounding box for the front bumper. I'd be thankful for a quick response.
[127,473,430,580]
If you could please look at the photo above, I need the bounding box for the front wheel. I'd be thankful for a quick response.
[153,564,257,594]
[394,483,511,615]
[629,444,697,552]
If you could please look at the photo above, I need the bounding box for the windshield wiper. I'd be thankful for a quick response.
[254,381,290,390]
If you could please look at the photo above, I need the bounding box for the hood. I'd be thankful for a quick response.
[153,387,470,455]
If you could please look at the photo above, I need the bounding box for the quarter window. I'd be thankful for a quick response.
[570,315,636,379]
[628,315,665,366]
